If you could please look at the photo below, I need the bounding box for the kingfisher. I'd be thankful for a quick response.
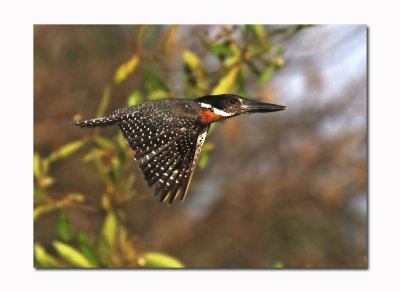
[75,94,286,205]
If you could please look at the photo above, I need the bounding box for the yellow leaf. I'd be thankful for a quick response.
[119,226,136,263]
[114,54,139,85]
[82,149,107,163]
[247,24,267,43]
[183,50,209,94]
[53,241,94,268]
[138,252,184,268]
[34,243,61,267]
[230,42,241,57]
[101,194,111,211]
[102,212,117,250]
[201,142,214,152]
[41,158,49,177]
[66,193,85,203]
[223,42,241,68]
[34,205,56,220]
[253,25,267,43]
[148,90,170,100]
[40,176,54,188]
[211,66,240,95]
[48,140,86,163]
[224,55,239,68]
[183,50,202,70]
[33,152,41,180]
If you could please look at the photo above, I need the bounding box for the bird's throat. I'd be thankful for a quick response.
[199,109,225,124]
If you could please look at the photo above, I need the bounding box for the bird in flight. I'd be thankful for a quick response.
[75,94,286,205]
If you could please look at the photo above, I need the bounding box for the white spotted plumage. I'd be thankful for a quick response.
[76,98,211,204]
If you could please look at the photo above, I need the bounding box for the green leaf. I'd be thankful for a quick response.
[102,212,117,250]
[94,136,119,152]
[41,158,50,177]
[127,90,142,106]
[57,209,73,242]
[116,133,127,165]
[207,123,216,135]
[34,185,45,201]
[237,90,249,99]
[245,44,265,59]
[198,151,209,169]
[198,143,215,169]
[34,243,61,268]
[53,241,95,268]
[78,233,98,267]
[48,140,85,163]
[272,261,284,268]
[202,142,214,152]
[138,252,184,268]
[141,66,169,93]
[97,236,110,266]
[199,35,233,58]
[114,54,139,85]
[209,42,234,57]
[258,66,274,85]
[110,156,122,182]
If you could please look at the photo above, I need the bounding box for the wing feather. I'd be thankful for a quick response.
[178,125,209,202]
[116,107,209,204]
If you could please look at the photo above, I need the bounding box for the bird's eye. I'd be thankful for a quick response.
[230,99,238,104]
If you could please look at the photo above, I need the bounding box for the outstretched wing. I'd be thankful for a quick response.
[117,111,209,204]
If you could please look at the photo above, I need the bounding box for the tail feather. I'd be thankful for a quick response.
[74,115,118,128]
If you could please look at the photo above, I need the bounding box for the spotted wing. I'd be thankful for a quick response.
[117,112,209,204]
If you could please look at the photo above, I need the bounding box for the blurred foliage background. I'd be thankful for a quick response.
[34,25,367,268]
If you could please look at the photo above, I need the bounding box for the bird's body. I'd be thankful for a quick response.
[75,94,286,204]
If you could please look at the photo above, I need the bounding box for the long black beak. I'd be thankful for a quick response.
[241,99,287,114]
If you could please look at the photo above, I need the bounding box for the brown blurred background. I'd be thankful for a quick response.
[34,25,367,268]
